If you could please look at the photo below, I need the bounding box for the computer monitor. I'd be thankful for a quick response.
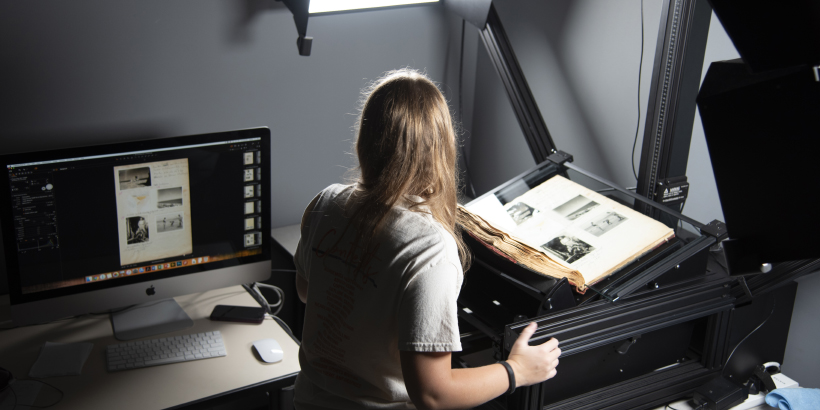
[0,127,271,339]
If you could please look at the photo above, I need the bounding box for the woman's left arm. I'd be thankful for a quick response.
[294,193,321,304]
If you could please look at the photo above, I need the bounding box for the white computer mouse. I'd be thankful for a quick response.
[252,338,283,363]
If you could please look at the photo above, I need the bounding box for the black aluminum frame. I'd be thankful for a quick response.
[477,4,557,164]
[635,0,712,222]
[502,274,734,409]
[448,1,806,408]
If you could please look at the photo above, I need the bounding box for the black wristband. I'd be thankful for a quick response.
[498,361,516,395]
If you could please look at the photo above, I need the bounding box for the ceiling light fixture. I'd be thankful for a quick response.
[278,0,439,56]
[309,0,438,14]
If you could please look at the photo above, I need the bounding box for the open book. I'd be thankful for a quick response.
[458,175,675,293]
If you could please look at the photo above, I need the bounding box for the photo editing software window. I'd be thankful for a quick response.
[6,137,265,295]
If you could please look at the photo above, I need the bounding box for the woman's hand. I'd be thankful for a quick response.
[506,322,561,387]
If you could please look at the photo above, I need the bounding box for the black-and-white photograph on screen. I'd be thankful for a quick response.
[157,187,183,208]
[118,167,152,190]
[126,216,150,244]
[585,212,628,237]
[157,214,183,233]
[507,202,539,225]
[553,195,599,221]
[542,235,595,264]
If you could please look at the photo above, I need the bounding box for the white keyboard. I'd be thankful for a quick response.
[106,330,227,372]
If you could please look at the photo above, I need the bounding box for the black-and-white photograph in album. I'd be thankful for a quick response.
[157,214,183,233]
[126,216,150,244]
[584,212,628,237]
[553,195,599,221]
[157,187,183,208]
[118,167,152,190]
[506,202,539,225]
[542,235,595,264]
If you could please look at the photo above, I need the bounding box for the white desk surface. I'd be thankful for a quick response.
[0,286,300,410]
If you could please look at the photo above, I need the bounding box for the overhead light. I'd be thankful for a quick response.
[309,0,439,14]
[278,0,438,55]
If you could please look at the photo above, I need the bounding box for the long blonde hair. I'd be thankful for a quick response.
[351,68,471,271]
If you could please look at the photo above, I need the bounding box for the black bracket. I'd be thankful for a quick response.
[546,150,574,167]
[278,0,312,56]
[700,219,729,241]
[737,276,753,299]
[747,365,778,394]
[537,277,576,315]
[616,334,641,355]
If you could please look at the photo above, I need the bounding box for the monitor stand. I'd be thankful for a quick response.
[111,299,194,340]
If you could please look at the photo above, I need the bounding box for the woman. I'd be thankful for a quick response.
[293,69,560,409]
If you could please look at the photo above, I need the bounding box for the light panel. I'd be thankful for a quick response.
[308,0,438,14]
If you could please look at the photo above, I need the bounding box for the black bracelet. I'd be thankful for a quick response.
[498,361,516,395]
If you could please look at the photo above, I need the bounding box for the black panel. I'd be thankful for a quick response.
[708,0,820,72]
[698,60,820,267]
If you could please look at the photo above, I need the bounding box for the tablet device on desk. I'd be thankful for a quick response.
[210,305,265,324]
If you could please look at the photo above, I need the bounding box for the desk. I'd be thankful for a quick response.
[0,286,300,409]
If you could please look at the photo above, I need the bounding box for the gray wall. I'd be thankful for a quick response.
[0,1,451,293]
[0,1,449,227]
[464,0,665,194]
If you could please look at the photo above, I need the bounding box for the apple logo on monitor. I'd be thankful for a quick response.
[146,285,156,296]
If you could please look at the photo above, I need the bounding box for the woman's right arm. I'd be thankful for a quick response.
[401,322,560,410]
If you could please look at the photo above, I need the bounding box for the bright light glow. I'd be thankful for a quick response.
[309,0,438,14]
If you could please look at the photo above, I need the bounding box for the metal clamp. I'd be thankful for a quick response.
[546,150,574,167]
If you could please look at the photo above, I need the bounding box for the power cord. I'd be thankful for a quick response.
[256,283,284,316]
[242,282,284,316]
[268,315,300,346]
[241,280,301,346]
[3,378,64,409]
[631,0,646,182]
[722,299,776,376]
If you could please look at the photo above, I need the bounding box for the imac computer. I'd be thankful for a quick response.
[0,127,271,339]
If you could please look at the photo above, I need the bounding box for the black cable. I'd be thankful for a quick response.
[271,315,300,347]
[631,0,645,182]
[5,378,65,409]
[7,385,17,409]
[1,312,99,332]
[722,299,777,376]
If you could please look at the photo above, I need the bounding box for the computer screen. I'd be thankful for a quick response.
[0,127,271,331]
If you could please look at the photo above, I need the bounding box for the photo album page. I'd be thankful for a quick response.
[466,175,674,286]
[114,159,193,266]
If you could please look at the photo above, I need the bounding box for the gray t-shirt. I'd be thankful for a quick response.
[294,184,463,409]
